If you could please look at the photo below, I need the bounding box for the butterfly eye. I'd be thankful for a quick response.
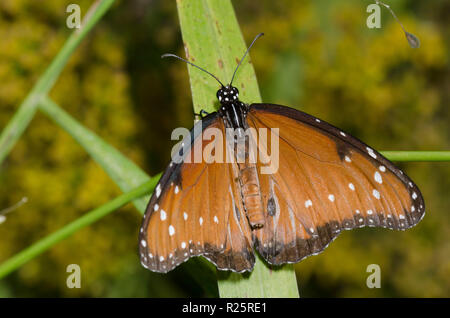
[216,89,224,101]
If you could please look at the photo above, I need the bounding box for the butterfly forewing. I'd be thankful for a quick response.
[139,114,254,273]
[247,104,425,265]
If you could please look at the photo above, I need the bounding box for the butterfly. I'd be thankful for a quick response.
[139,33,425,273]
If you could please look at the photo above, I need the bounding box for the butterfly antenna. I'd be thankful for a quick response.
[161,53,225,87]
[229,32,264,86]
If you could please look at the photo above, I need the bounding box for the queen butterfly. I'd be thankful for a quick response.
[139,33,425,273]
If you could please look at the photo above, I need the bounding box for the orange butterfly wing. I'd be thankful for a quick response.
[246,104,425,265]
[139,115,254,273]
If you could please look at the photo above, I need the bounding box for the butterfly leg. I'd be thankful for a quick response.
[194,109,210,119]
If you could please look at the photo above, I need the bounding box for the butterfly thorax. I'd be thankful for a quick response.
[217,85,248,130]
[216,85,265,229]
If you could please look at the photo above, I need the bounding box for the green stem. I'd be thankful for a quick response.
[176,0,299,298]
[0,179,157,280]
[39,96,151,213]
[39,98,216,294]
[382,151,450,162]
[0,0,116,165]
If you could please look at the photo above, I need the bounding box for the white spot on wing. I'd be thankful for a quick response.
[140,240,146,247]
[366,147,377,159]
[160,210,167,221]
[373,189,380,199]
[305,200,312,208]
[199,217,203,226]
[168,225,175,236]
[183,212,188,220]
[156,184,161,198]
[345,156,351,162]
[374,171,383,184]
[328,194,335,202]
[348,183,355,191]
[379,165,386,172]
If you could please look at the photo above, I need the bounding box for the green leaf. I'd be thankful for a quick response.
[176,0,299,298]
[0,0,116,166]
[381,151,450,162]
[39,97,217,296]
[39,96,152,212]
[0,179,157,280]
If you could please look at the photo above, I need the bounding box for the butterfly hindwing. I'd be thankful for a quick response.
[139,114,255,273]
[246,103,425,265]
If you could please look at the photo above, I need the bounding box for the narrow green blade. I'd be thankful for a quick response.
[39,96,151,212]
[0,179,157,279]
[0,0,116,165]
[176,0,299,298]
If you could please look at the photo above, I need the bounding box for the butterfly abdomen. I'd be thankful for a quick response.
[238,162,265,228]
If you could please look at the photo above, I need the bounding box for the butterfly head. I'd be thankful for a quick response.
[217,85,239,104]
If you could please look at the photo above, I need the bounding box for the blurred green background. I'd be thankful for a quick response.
[0,0,448,297]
